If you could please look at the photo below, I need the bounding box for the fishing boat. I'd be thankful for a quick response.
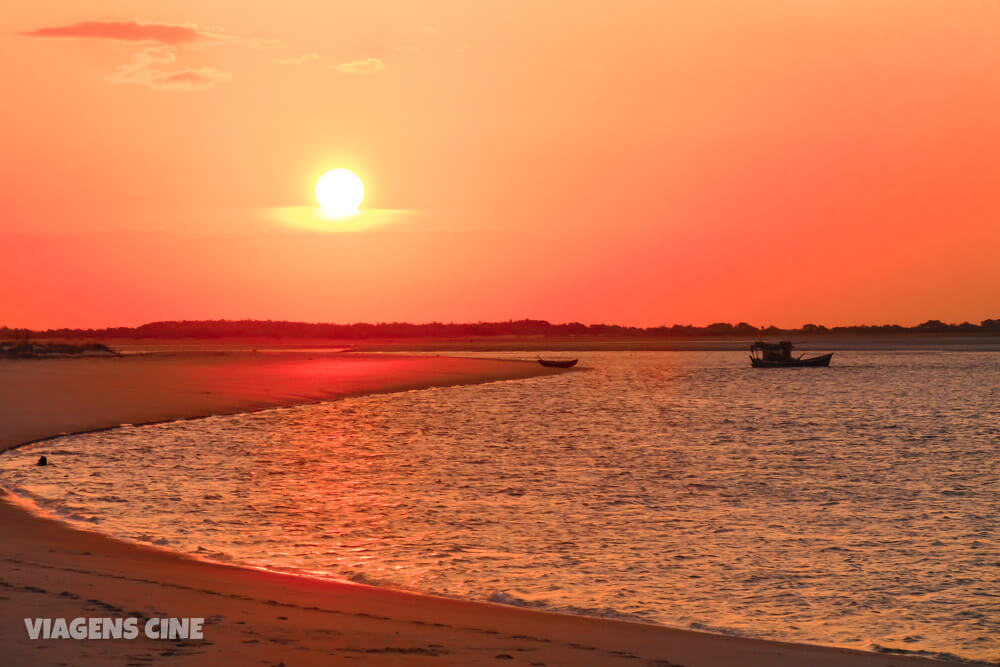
[538,358,578,368]
[750,341,832,368]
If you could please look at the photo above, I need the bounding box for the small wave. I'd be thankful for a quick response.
[486,591,651,624]
[94,495,127,503]
[869,643,997,665]
[687,621,746,637]
[343,571,386,587]
[193,546,234,562]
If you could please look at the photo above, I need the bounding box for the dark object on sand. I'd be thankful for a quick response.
[538,358,578,368]
[0,341,116,359]
[37,456,47,466]
[750,341,832,368]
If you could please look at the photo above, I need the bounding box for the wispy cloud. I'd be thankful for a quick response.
[108,48,231,91]
[18,20,259,92]
[20,19,284,50]
[272,52,319,65]
[20,19,305,91]
[332,57,384,75]
[248,38,285,51]
[19,20,226,45]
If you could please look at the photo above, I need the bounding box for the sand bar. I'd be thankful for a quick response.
[0,350,968,665]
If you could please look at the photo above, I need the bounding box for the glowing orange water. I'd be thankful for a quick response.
[2,351,997,662]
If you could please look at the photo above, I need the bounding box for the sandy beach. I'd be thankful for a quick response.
[0,351,970,666]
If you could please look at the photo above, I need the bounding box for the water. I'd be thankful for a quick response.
[1,351,998,662]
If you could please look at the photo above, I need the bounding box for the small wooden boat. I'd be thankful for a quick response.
[750,342,832,368]
[538,358,578,368]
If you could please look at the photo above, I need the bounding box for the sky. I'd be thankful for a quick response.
[2,1,999,329]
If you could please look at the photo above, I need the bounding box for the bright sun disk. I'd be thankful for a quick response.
[315,168,364,217]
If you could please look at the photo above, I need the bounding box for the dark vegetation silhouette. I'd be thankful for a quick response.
[3,318,1000,341]
[0,341,116,358]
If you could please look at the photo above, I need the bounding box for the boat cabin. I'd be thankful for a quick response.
[750,341,795,362]
[749,341,833,368]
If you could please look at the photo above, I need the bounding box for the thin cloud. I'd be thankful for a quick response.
[332,57,384,75]
[21,19,292,91]
[108,48,231,91]
[252,39,285,50]
[19,20,224,45]
[273,52,319,65]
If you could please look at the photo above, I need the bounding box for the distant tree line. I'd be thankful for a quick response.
[3,318,1000,340]
[0,341,115,358]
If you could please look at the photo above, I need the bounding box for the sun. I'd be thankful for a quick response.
[315,168,364,217]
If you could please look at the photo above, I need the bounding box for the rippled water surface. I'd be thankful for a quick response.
[2,352,998,662]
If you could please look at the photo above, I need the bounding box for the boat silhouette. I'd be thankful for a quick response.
[537,358,578,368]
[750,341,832,368]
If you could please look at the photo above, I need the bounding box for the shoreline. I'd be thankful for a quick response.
[9,333,1000,355]
[0,473,981,667]
[0,350,979,666]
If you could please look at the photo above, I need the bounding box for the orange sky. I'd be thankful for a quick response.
[3,1,999,329]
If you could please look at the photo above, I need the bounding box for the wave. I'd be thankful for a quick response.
[486,591,653,624]
[870,644,999,666]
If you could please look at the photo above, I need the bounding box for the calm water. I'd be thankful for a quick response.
[2,352,998,662]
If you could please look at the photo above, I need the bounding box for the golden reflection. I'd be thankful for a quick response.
[272,206,410,233]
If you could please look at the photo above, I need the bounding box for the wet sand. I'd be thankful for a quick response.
[0,350,967,665]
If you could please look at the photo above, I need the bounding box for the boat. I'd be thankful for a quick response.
[538,358,578,368]
[750,341,832,368]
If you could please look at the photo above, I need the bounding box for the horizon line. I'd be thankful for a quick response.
[4,316,1000,338]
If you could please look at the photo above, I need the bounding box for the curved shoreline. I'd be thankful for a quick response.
[0,350,977,666]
